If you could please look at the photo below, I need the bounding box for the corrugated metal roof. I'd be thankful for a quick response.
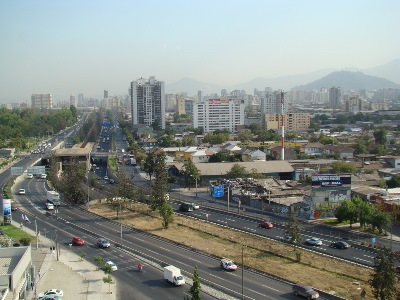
[168,161,293,176]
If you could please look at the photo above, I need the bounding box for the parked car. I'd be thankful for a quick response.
[220,258,237,271]
[37,289,64,299]
[305,237,323,246]
[97,238,111,248]
[259,221,273,229]
[72,236,85,246]
[330,241,350,249]
[292,283,319,299]
[105,260,118,271]
[19,188,26,195]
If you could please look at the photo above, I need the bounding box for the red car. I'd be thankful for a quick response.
[72,236,85,246]
[259,221,273,229]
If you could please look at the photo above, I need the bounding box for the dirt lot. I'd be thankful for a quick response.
[89,201,396,299]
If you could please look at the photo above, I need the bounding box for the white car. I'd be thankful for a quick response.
[104,176,109,180]
[220,258,237,271]
[19,188,26,195]
[37,289,63,299]
[26,174,33,179]
[105,261,117,271]
[40,174,47,179]
[305,237,323,246]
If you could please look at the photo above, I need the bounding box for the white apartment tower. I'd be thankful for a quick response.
[193,99,244,133]
[31,94,52,109]
[260,91,287,114]
[129,76,165,129]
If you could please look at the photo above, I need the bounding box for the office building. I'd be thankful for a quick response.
[176,98,194,115]
[129,76,165,129]
[104,90,108,98]
[193,98,244,133]
[78,93,84,106]
[260,91,287,114]
[31,94,52,109]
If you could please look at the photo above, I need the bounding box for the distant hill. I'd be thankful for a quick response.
[166,77,221,95]
[363,59,400,84]
[294,71,400,91]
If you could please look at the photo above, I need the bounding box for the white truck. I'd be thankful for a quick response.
[47,191,61,206]
[163,265,185,286]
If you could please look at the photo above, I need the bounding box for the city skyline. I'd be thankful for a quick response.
[1,0,399,103]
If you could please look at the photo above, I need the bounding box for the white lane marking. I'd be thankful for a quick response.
[262,284,280,292]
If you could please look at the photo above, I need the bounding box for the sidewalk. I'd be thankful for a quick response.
[14,221,116,300]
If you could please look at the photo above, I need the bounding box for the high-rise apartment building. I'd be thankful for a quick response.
[104,90,109,98]
[70,95,77,107]
[129,76,165,129]
[31,94,52,109]
[176,98,194,115]
[264,112,310,132]
[193,99,244,133]
[78,93,84,107]
[260,91,287,114]
[345,96,365,113]
[329,87,341,108]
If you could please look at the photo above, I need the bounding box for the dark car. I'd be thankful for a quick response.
[97,238,111,248]
[292,283,319,299]
[259,221,273,229]
[330,241,350,249]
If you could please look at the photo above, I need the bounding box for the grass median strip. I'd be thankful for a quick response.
[90,202,398,299]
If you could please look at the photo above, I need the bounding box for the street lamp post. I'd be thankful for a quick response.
[241,243,246,300]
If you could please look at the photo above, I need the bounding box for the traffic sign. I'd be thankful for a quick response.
[102,123,112,127]
[11,167,24,176]
[213,185,224,198]
[27,166,46,174]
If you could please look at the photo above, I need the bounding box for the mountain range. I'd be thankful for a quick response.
[166,59,400,95]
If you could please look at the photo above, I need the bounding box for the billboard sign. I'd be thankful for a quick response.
[312,174,351,187]
[2,199,11,224]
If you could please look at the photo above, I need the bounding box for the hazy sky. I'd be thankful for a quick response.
[1,0,399,103]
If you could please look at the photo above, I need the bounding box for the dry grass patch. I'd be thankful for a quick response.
[89,202,398,299]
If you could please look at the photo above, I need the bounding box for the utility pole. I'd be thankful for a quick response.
[35,219,38,250]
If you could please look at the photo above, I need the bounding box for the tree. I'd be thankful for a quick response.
[94,256,104,270]
[79,251,87,261]
[208,152,227,163]
[103,275,113,294]
[143,152,156,180]
[189,266,201,300]
[181,160,200,189]
[370,247,398,300]
[237,130,253,143]
[368,207,393,234]
[386,174,400,188]
[226,164,247,179]
[58,158,85,204]
[374,128,388,146]
[285,211,302,249]
[150,152,169,210]
[159,201,174,229]
[331,161,356,174]
[249,168,264,179]
[334,200,358,228]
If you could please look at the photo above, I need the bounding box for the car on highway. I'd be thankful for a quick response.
[305,237,323,246]
[193,203,200,210]
[330,241,350,249]
[37,289,64,299]
[72,236,85,246]
[105,260,118,271]
[220,258,237,271]
[104,176,109,180]
[280,235,295,243]
[97,238,111,248]
[19,188,26,195]
[26,174,33,179]
[292,283,319,299]
[259,221,273,229]
[40,174,47,179]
